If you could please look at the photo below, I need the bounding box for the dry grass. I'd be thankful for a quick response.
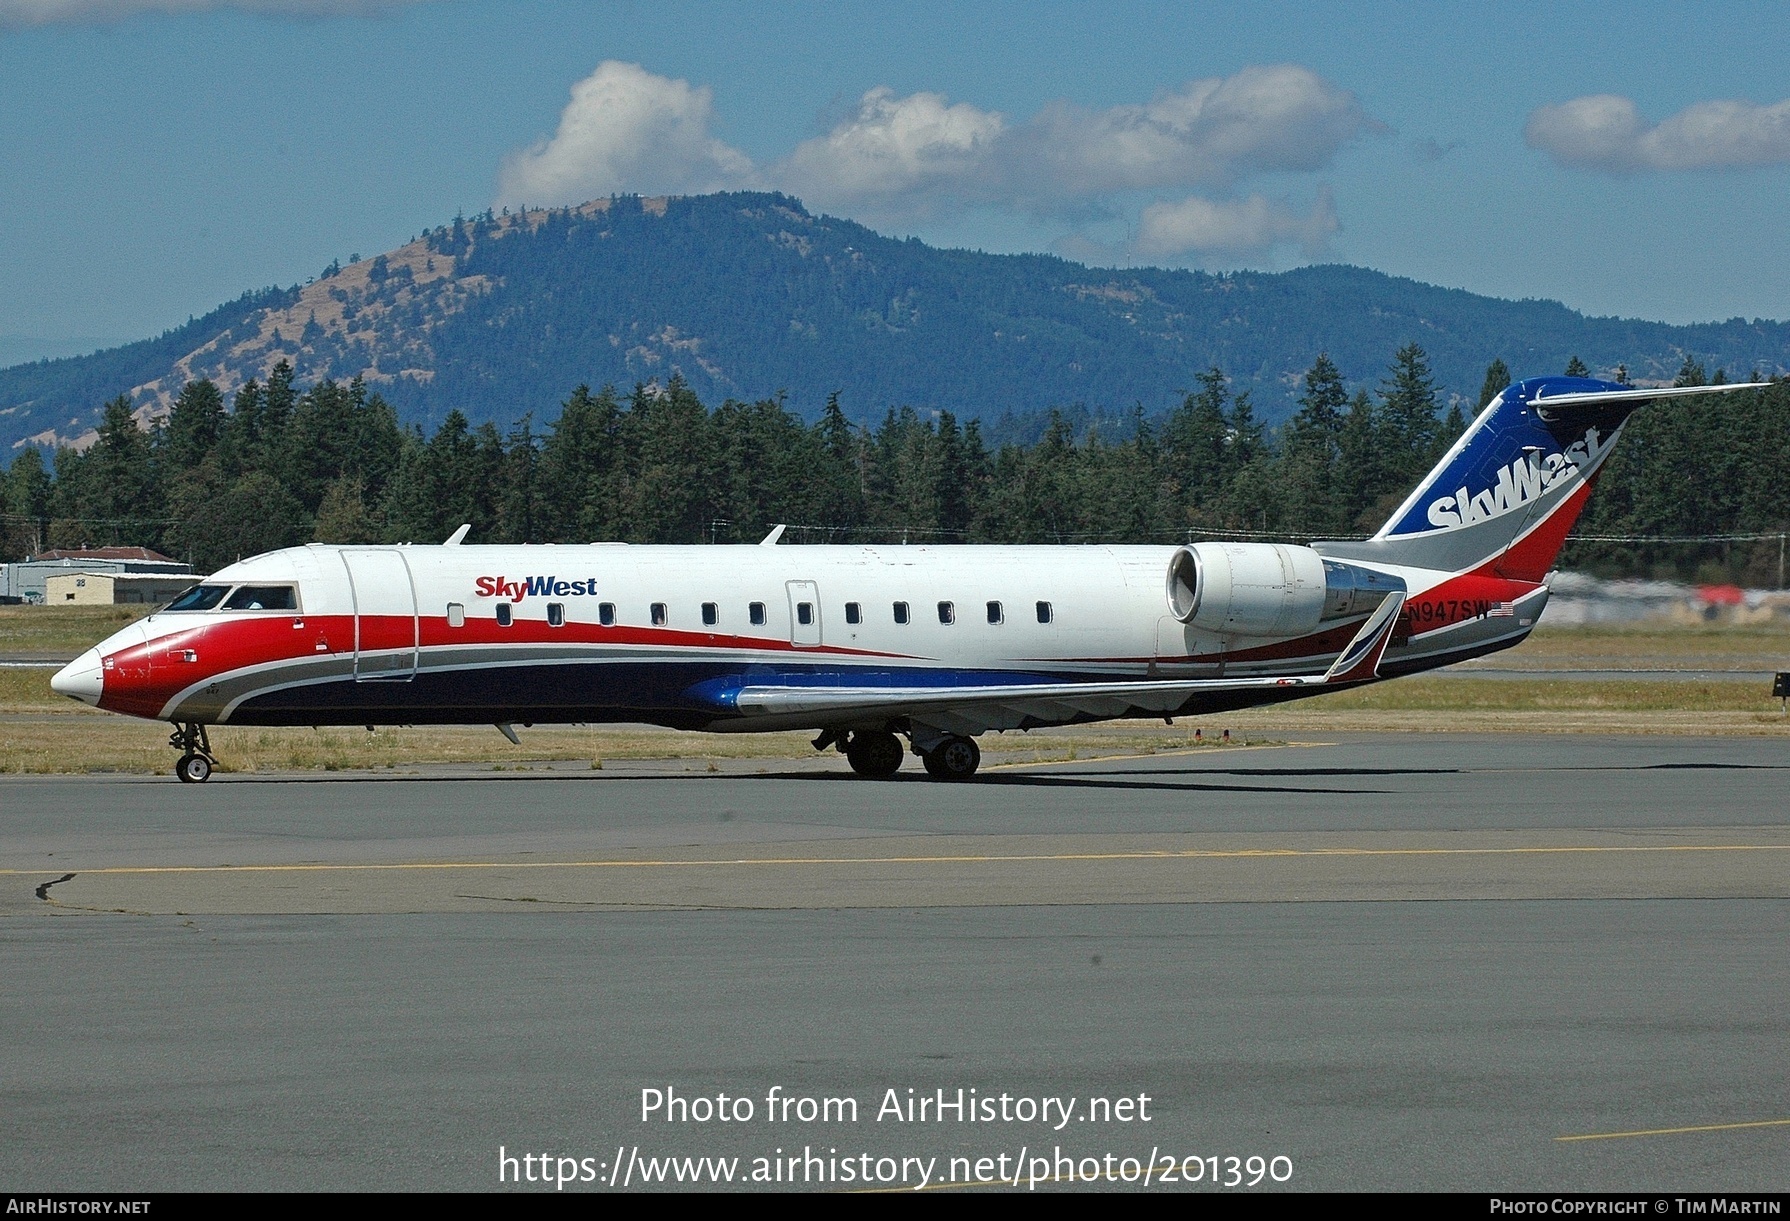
[0,604,154,658]
[2,614,1787,775]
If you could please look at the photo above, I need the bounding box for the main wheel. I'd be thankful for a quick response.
[844,730,904,778]
[921,735,980,780]
[175,753,212,783]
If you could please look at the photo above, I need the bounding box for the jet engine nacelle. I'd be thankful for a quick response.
[1165,544,1403,637]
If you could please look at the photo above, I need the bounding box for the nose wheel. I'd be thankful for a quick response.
[175,753,213,784]
[169,722,217,783]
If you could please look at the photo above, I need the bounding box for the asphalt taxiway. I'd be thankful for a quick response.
[3,732,1787,1191]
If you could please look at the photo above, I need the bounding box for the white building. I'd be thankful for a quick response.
[0,547,193,605]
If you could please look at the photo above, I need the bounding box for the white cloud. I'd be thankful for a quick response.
[997,64,1375,202]
[1526,93,1790,173]
[0,0,418,27]
[1136,188,1338,259]
[778,87,1004,217]
[774,64,1373,221]
[496,61,757,209]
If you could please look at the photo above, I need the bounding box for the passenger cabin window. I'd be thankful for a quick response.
[1036,601,1053,624]
[893,601,910,625]
[165,585,230,612]
[223,585,298,611]
[938,601,955,625]
[844,602,862,625]
[651,603,668,627]
[599,602,616,626]
[749,602,767,626]
[446,602,466,628]
[547,602,566,627]
[495,603,513,627]
[702,602,719,626]
[796,602,814,626]
[986,601,1003,625]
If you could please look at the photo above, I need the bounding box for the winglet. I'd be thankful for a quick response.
[760,524,786,546]
[1323,592,1406,684]
[444,523,471,546]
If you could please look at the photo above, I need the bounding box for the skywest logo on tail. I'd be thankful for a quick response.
[1424,425,1617,530]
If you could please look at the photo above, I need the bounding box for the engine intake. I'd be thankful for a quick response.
[1166,544,1403,637]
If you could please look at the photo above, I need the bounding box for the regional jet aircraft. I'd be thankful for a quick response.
[51,377,1761,781]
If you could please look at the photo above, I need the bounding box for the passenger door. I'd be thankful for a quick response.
[786,580,821,648]
[340,549,418,681]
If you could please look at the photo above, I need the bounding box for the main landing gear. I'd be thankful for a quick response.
[841,729,905,778]
[816,728,983,780]
[919,734,980,780]
[170,722,216,783]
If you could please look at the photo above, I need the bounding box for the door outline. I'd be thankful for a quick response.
[340,549,419,681]
[786,580,821,647]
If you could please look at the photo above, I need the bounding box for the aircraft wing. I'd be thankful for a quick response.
[731,594,1404,734]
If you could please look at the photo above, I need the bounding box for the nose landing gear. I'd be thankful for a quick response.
[169,722,217,783]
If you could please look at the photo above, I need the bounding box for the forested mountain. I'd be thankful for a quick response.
[5,191,1790,453]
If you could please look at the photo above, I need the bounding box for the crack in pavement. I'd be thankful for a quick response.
[34,872,75,901]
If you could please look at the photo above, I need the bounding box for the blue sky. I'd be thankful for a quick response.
[2,0,1787,360]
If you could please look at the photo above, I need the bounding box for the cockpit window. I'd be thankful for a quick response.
[223,585,298,611]
[164,585,230,612]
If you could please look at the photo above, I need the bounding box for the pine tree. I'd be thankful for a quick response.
[259,359,296,472]
[1377,343,1441,487]
[3,447,52,558]
[162,378,226,472]
[620,376,711,543]
[538,384,621,542]
[226,378,264,472]
[1477,359,1511,409]
[314,475,379,545]
[1164,367,1230,513]
[51,396,158,549]
[1565,356,1590,377]
[1437,401,1468,451]
[1224,390,1267,465]
[496,415,542,544]
[1336,388,1385,531]
[1281,354,1349,532]
[813,390,866,530]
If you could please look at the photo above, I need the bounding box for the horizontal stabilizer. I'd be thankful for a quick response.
[1525,382,1768,410]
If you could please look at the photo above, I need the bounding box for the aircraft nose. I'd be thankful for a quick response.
[51,648,104,706]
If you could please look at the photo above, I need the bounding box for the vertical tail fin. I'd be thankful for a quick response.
[1316,377,1764,580]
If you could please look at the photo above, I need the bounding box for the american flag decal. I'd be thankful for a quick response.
[1488,601,1515,617]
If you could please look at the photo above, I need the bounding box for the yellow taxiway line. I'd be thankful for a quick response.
[1557,1117,1790,1142]
[6,842,1789,877]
